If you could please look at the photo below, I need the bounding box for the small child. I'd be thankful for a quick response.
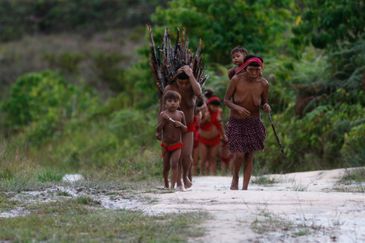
[199,90,227,175]
[156,90,187,190]
[228,46,248,80]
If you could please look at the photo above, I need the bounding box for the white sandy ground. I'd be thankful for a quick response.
[1,168,365,242]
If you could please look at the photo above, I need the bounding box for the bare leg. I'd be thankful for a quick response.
[176,158,185,191]
[199,143,208,175]
[242,152,254,190]
[170,149,181,189]
[162,152,170,188]
[192,146,199,176]
[230,152,244,190]
[208,145,219,175]
[181,132,194,188]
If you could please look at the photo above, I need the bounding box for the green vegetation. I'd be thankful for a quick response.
[251,176,277,186]
[0,193,16,211]
[0,199,206,242]
[251,209,322,238]
[339,168,365,185]
[152,0,295,63]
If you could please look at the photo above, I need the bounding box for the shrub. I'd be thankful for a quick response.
[2,71,99,145]
[341,123,365,166]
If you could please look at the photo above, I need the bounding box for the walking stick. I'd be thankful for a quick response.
[268,112,285,158]
[268,112,296,172]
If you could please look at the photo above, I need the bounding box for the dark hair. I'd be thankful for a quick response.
[163,90,181,103]
[244,55,264,67]
[204,88,221,106]
[231,46,248,56]
[176,72,189,80]
[208,99,221,106]
[204,88,214,99]
[196,97,205,108]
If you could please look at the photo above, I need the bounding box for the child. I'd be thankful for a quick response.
[228,46,248,80]
[199,90,227,175]
[156,90,187,190]
[224,55,271,190]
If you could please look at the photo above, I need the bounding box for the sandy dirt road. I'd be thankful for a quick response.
[145,169,365,242]
[2,168,365,242]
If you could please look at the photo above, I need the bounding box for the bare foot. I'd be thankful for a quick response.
[183,177,192,188]
[175,185,186,192]
[230,178,238,190]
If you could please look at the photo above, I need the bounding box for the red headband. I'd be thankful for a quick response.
[207,96,221,104]
[234,57,264,75]
[243,57,263,68]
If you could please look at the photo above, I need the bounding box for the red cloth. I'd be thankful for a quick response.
[200,109,222,132]
[199,135,221,147]
[187,122,195,132]
[161,142,183,155]
[234,57,263,75]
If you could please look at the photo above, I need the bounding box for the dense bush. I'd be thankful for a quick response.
[2,71,99,144]
[152,0,295,63]
[341,123,365,166]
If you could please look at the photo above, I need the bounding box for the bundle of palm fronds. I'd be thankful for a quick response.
[147,25,207,97]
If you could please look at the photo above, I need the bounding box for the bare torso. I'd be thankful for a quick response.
[227,72,269,118]
[159,110,185,144]
[199,107,221,139]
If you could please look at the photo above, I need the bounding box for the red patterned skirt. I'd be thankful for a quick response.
[226,117,266,153]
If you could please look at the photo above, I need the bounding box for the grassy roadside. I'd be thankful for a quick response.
[335,167,365,193]
[251,209,324,239]
[339,168,365,184]
[0,198,206,242]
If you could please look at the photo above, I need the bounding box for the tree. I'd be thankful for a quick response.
[152,0,295,64]
[292,0,365,50]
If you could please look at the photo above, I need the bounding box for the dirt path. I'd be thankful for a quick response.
[2,168,365,242]
[145,169,365,242]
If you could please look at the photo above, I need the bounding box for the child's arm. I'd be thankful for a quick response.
[170,111,187,132]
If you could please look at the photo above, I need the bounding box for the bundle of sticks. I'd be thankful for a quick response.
[147,25,208,97]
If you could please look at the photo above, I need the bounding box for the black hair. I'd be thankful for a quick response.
[176,72,189,80]
[163,90,181,103]
[204,88,214,99]
[196,97,205,108]
[204,88,221,106]
[231,46,248,56]
[209,100,221,106]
